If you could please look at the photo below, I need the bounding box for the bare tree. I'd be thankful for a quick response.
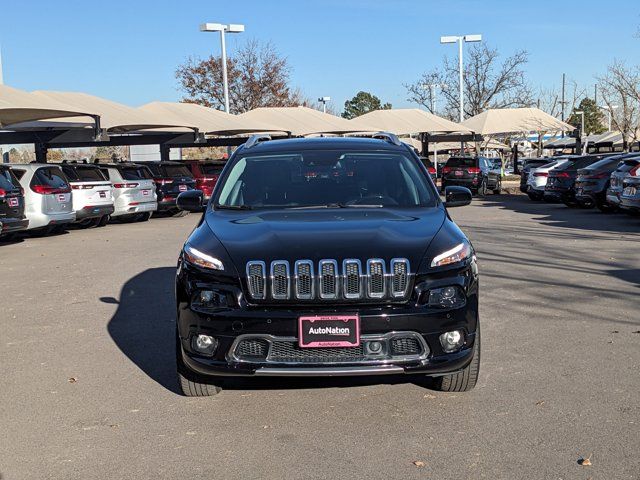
[598,61,640,148]
[405,44,533,119]
[537,80,585,120]
[176,40,302,113]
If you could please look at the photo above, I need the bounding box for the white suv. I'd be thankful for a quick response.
[98,162,157,222]
[60,163,114,227]
[9,164,75,234]
[526,158,571,200]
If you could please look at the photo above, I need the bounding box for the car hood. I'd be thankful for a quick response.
[205,207,446,270]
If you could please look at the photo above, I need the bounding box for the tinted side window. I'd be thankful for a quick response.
[11,169,26,181]
[145,164,162,176]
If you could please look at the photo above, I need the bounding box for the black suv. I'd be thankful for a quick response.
[143,161,196,215]
[441,156,501,195]
[544,154,612,206]
[174,135,479,396]
[0,164,28,238]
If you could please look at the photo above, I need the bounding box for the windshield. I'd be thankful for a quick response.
[215,149,435,209]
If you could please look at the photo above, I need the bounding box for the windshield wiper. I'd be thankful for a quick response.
[213,204,253,210]
[287,203,346,209]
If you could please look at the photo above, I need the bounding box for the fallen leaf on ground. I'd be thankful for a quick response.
[68,377,77,383]
[535,400,545,406]
[413,461,426,468]
[578,454,592,466]
[424,394,436,399]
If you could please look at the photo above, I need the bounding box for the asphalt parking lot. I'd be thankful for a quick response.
[1,195,639,480]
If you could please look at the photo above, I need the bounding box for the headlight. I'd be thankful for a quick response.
[430,242,471,268]
[183,244,224,270]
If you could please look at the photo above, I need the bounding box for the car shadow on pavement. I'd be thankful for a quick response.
[104,267,182,395]
[104,267,436,396]
[479,194,640,234]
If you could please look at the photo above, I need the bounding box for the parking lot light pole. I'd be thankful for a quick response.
[318,96,331,113]
[599,105,618,131]
[199,23,245,114]
[440,34,482,122]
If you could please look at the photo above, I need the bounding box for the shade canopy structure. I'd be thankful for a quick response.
[349,108,471,135]
[544,136,576,149]
[6,91,197,134]
[238,106,368,136]
[0,84,95,128]
[138,102,284,136]
[462,108,574,136]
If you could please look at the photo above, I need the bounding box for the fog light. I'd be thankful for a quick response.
[366,340,384,355]
[192,334,218,356]
[439,330,464,353]
[427,286,465,308]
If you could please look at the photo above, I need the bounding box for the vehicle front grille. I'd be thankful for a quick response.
[245,258,411,301]
[236,339,269,358]
[230,332,429,365]
[269,341,366,363]
[390,337,421,356]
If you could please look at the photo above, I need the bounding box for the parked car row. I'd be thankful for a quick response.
[0,159,226,240]
[521,153,640,213]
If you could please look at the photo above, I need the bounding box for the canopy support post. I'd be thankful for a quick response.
[160,144,171,162]
[35,143,48,163]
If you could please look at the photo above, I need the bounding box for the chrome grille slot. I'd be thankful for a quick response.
[270,261,290,300]
[245,258,411,301]
[246,261,266,299]
[343,259,362,299]
[319,259,338,299]
[391,258,409,298]
[294,260,314,299]
[367,259,385,298]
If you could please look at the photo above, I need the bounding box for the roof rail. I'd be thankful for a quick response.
[245,134,272,149]
[372,132,402,146]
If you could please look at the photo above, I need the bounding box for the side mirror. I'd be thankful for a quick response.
[177,190,204,212]
[444,186,472,208]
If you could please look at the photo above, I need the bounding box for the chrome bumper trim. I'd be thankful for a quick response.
[254,366,405,377]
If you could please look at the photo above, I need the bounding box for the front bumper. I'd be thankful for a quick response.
[176,261,479,378]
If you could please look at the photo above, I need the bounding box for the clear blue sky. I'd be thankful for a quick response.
[1,0,638,111]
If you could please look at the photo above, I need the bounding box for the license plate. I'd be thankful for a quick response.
[454,170,463,176]
[298,315,360,348]
[142,189,150,196]
[179,184,187,192]
[99,191,106,198]
[57,194,66,202]
[8,197,19,207]
[624,186,637,196]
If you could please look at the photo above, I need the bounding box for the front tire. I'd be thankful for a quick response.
[431,326,480,392]
[492,178,502,195]
[176,334,222,397]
